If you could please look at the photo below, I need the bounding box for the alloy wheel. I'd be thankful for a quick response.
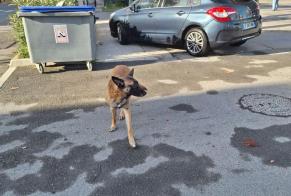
[186,31,204,54]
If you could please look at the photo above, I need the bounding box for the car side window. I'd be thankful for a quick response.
[136,0,160,9]
[161,0,199,7]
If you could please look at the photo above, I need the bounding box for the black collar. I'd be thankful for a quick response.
[114,94,131,109]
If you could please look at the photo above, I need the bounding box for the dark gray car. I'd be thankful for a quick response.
[109,0,262,56]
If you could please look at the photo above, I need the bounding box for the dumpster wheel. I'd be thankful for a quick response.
[86,61,93,71]
[36,63,46,74]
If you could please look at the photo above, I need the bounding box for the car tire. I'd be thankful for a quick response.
[117,22,129,45]
[230,40,247,47]
[184,28,209,57]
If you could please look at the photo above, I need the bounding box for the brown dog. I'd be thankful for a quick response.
[106,65,147,148]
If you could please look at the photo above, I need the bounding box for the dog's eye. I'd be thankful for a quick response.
[124,87,131,93]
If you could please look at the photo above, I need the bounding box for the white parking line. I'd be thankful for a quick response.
[0,66,16,89]
[249,59,277,64]
[158,79,178,84]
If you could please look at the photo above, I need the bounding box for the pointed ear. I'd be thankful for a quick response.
[128,68,134,77]
[112,76,125,88]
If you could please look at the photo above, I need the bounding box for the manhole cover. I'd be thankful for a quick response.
[239,94,291,117]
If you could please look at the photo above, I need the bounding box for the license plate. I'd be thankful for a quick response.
[243,22,256,30]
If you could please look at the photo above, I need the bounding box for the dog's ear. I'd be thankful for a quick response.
[128,68,134,77]
[112,76,125,88]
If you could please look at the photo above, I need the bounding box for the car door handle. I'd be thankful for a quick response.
[176,11,185,16]
[148,12,153,17]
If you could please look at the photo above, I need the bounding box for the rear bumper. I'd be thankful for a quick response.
[206,18,262,48]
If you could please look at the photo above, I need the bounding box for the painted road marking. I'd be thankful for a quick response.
[0,66,16,89]
[274,137,291,143]
[158,79,178,84]
[249,60,277,64]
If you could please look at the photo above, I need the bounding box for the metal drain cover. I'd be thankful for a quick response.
[239,94,291,117]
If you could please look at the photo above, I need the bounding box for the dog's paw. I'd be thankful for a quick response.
[128,137,136,148]
[109,126,117,132]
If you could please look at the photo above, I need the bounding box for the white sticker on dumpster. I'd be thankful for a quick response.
[53,25,69,43]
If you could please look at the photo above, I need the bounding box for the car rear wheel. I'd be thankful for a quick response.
[185,28,209,57]
[230,40,247,47]
[117,22,128,45]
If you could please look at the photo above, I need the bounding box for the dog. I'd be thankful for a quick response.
[106,65,147,148]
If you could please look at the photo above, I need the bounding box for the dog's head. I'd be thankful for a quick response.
[111,69,147,97]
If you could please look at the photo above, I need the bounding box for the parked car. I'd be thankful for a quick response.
[109,0,262,57]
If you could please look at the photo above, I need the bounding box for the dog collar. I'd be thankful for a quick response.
[115,95,130,109]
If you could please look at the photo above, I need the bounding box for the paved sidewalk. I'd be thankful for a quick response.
[0,26,16,77]
[0,2,16,82]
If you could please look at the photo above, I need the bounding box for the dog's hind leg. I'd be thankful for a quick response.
[123,107,136,148]
[109,107,117,132]
[119,109,125,121]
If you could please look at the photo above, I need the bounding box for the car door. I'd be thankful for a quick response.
[150,0,191,44]
[128,0,160,42]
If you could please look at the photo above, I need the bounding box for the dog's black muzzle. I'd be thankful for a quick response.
[131,89,147,97]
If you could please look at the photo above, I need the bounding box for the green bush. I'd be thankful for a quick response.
[9,0,76,58]
[103,0,126,12]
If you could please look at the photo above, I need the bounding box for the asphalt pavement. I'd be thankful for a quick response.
[1,1,291,196]
[0,2,16,79]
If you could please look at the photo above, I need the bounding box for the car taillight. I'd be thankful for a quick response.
[207,7,237,23]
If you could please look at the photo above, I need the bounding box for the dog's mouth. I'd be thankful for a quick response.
[140,90,147,97]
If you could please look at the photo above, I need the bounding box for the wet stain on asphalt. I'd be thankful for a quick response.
[52,142,74,150]
[231,168,251,174]
[0,130,62,170]
[89,139,221,196]
[206,90,219,95]
[0,145,100,194]
[169,104,197,113]
[231,123,291,167]
[0,138,221,195]
[1,106,220,195]
[0,110,76,170]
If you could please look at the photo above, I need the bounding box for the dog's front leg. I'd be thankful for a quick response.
[110,107,117,132]
[122,107,136,148]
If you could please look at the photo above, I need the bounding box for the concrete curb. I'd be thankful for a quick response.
[9,56,33,67]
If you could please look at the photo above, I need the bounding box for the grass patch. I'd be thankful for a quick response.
[103,2,126,12]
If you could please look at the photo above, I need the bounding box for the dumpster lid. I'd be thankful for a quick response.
[19,6,95,13]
